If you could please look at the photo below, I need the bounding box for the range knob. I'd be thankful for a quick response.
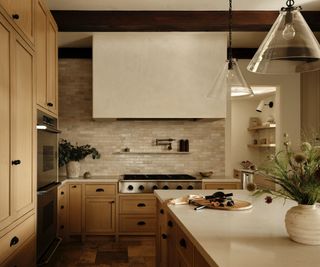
[187,185,194,190]
[176,185,183,190]
[152,185,158,190]
[127,185,134,191]
[139,185,144,191]
[162,185,169,190]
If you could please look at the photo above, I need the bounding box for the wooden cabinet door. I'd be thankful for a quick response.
[2,235,36,267]
[0,0,11,14]
[46,17,58,114]
[11,34,34,218]
[35,0,47,109]
[10,0,34,42]
[68,184,82,233]
[85,198,115,233]
[0,15,11,230]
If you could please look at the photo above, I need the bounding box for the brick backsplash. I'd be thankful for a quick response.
[58,59,225,177]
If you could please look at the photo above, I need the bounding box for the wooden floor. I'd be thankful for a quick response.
[47,236,156,267]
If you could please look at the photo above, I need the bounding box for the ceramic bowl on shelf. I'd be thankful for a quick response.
[199,171,214,178]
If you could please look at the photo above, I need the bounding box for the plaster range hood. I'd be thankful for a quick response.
[92,32,227,119]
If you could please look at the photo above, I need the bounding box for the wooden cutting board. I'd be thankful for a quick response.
[191,199,253,211]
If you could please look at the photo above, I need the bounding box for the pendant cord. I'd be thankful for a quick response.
[227,0,233,69]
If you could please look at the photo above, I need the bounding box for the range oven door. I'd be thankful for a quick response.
[37,182,60,261]
[37,127,59,190]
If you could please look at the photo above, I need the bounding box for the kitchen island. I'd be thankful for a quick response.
[155,190,320,267]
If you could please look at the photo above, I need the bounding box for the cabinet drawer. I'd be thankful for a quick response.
[203,182,240,190]
[119,196,156,214]
[2,235,35,267]
[0,214,35,264]
[85,184,116,196]
[119,215,156,234]
[176,226,193,266]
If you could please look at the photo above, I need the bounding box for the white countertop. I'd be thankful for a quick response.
[154,190,320,267]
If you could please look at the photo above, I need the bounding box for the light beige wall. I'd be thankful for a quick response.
[231,95,276,170]
[59,59,225,177]
[225,59,301,175]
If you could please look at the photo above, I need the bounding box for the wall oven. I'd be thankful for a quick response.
[37,110,60,190]
[37,110,61,264]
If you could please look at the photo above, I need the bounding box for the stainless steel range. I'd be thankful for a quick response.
[119,174,202,193]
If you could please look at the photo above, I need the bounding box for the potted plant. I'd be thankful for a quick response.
[59,139,100,178]
[256,134,320,245]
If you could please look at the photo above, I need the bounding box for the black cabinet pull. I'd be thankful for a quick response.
[60,205,64,209]
[12,14,19,19]
[160,209,164,214]
[11,160,21,165]
[161,233,167,240]
[60,225,64,229]
[96,188,104,192]
[10,236,19,247]
[137,221,146,226]
[61,191,64,195]
[47,102,53,107]
[179,238,187,249]
[167,220,173,227]
[137,203,146,207]
[71,185,77,188]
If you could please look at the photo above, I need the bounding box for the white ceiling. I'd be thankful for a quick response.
[47,0,320,11]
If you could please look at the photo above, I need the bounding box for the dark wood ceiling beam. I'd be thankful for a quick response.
[58,47,257,59]
[52,10,320,32]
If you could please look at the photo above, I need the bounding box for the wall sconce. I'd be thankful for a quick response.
[256,101,273,112]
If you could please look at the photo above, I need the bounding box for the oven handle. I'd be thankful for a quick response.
[37,124,61,134]
[37,182,61,196]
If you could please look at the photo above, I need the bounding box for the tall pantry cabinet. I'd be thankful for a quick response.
[0,10,36,267]
[0,0,58,265]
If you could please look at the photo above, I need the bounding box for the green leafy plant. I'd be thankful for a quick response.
[256,134,320,205]
[59,139,100,167]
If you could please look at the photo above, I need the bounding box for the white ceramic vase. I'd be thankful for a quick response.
[66,161,80,178]
[285,204,320,245]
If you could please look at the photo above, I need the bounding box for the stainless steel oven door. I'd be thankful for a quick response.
[37,182,60,261]
[37,128,59,189]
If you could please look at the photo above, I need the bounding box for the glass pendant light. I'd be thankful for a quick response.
[247,0,320,74]
[208,0,253,98]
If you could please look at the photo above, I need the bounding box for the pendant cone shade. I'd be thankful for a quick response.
[208,0,253,98]
[208,59,253,98]
[247,6,320,74]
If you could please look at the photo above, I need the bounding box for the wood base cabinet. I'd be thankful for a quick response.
[202,181,241,190]
[58,182,117,240]
[157,201,213,267]
[119,195,156,235]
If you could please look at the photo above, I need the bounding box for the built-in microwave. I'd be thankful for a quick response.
[37,110,60,190]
